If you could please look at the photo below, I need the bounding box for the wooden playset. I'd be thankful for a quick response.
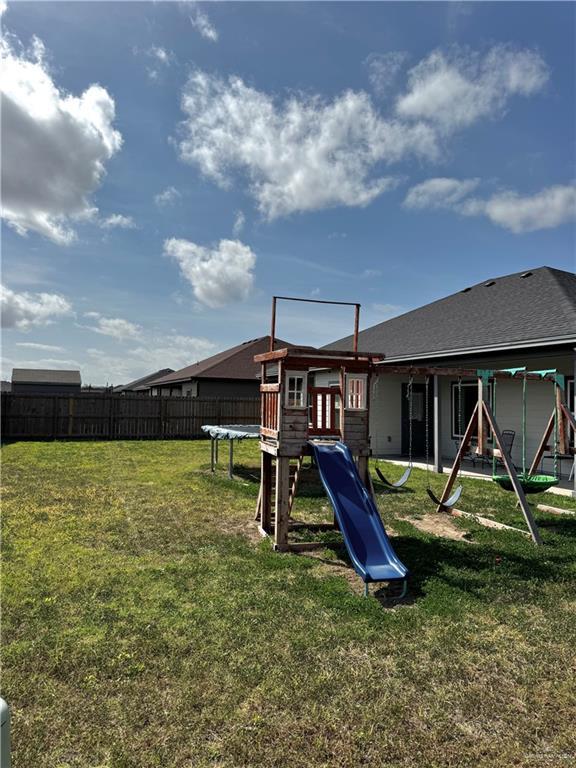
[254,297,382,552]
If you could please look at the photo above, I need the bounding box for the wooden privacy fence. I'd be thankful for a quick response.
[1,393,260,441]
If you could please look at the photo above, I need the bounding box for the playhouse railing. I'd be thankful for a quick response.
[260,384,280,437]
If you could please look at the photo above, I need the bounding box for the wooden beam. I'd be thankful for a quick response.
[450,508,530,536]
[288,541,329,552]
[482,400,542,545]
[377,364,558,382]
[536,503,576,516]
[435,402,478,513]
[477,377,485,456]
[556,384,568,455]
[255,347,383,363]
[528,410,555,476]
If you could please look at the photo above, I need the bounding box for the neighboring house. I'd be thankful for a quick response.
[11,368,82,395]
[0,381,11,393]
[113,368,174,394]
[146,337,294,397]
[321,266,576,475]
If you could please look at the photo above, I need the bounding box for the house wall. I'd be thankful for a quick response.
[11,383,81,395]
[152,378,260,398]
[197,379,260,398]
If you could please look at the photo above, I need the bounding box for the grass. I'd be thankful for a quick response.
[2,439,576,768]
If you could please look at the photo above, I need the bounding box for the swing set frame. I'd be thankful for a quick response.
[377,364,575,545]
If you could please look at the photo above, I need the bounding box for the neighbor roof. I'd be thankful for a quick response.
[327,267,576,361]
[12,368,82,385]
[150,336,294,386]
[113,368,175,392]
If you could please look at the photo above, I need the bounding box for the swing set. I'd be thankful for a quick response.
[376,363,575,544]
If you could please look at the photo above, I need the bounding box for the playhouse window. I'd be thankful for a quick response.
[286,372,307,408]
[346,375,367,410]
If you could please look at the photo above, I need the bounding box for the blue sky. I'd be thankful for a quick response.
[1,1,575,385]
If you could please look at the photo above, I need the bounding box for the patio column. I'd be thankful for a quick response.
[433,374,442,473]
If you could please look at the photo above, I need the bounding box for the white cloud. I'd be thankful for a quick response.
[232,210,245,236]
[1,284,73,330]
[100,213,137,229]
[371,303,403,319]
[1,29,122,243]
[164,237,256,308]
[189,3,218,42]
[396,45,548,132]
[82,312,142,341]
[16,342,65,352]
[178,70,437,219]
[0,2,7,18]
[155,186,181,206]
[149,46,173,65]
[404,178,576,233]
[403,177,480,209]
[365,52,409,98]
[463,184,576,233]
[84,333,216,385]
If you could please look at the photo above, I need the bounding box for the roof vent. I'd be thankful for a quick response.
[461,287,472,293]
[484,280,495,287]
[520,271,533,279]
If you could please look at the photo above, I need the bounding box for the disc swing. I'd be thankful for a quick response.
[375,376,412,490]
[425,375,463,510]
[492,371,560,495]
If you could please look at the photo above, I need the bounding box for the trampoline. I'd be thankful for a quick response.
[201,424,260,479]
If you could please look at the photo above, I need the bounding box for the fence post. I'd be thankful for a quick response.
[52,397,58,440]
[68,397,75,436]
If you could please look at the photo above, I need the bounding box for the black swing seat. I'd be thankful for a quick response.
[375,466,411,489]
[426,485,463,510]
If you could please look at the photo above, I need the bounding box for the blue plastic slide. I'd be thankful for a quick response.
[310,441,409,589]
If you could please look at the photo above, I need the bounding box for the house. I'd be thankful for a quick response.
[112,368,174,394]
[0,381,11,393]
[11,368,82,395]
[145,337,294,397]
[321,266,576,479]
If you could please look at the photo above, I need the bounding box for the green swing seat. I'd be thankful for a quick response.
[492,473,559,494]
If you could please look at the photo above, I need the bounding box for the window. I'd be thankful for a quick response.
[451,380,492,439]
[286,372,307,408]
[346,374,367,410]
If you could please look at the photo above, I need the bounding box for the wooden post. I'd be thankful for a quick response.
[260,451,272,534]
[274,457,290,551]
[482,400,542,545]
[433,374,442,473]
[270,297,277,352]
[67,397,75,436]
[52,397,58,440]
[528,411,554,476]
[435,402,478,513]
[353,304,360,354]
[556,383,568,455]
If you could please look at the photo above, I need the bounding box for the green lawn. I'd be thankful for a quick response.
[2,440,576,768]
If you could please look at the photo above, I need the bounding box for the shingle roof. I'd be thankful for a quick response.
[150,336,294,386]
[113,368,175,392]
[326,267,576,361]
[12,368,82,385]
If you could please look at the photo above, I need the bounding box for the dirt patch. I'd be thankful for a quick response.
[399,513,472,542]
